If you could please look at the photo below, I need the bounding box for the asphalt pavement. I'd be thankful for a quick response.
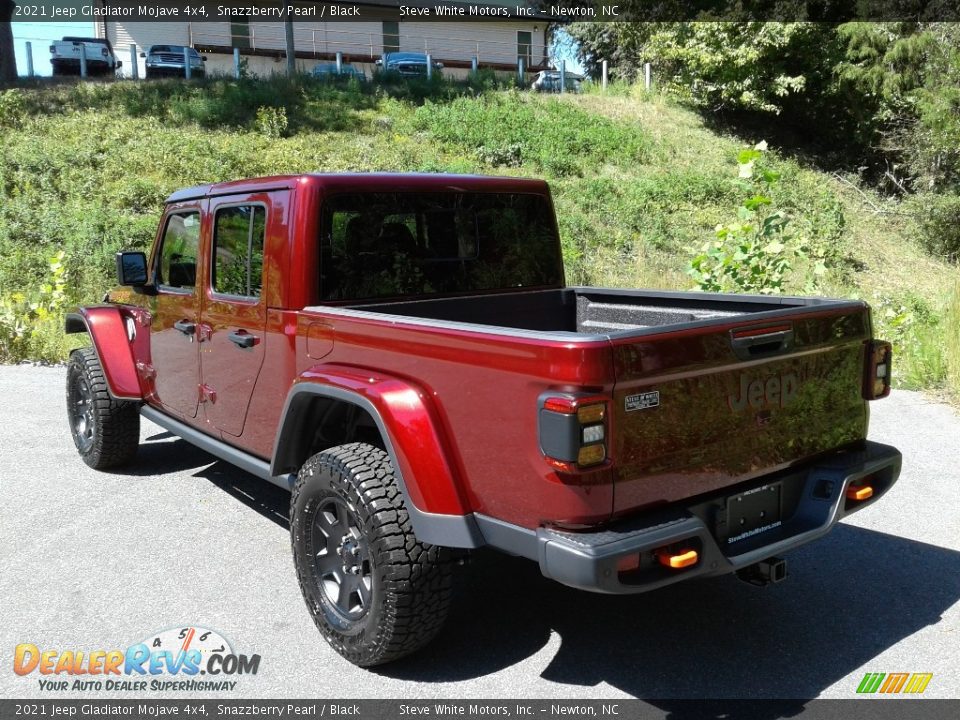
[1,364,958,701]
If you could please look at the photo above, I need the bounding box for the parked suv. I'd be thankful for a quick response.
[49,37,121,77]
[141,45,206,79]
[376,52,443,77]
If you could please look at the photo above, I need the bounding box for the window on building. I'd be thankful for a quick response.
[517,31,532,68]
[212,206,266,298]
[157,212,201,290]
[231,20,251,51]
[383,21,400,54]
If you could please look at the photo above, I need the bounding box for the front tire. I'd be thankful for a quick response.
[290,442,454,666]
[66,347,140,469]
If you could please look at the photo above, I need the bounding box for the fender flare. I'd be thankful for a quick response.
[65,307,142,401]
[271,367,484,549]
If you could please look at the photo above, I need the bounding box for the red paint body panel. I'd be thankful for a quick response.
[95,173,882,535]
[292,364,470,515]
[66,306,142,400]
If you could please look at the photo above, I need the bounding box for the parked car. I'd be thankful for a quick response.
[376,52,443,77]
[68,173,901,667]
[49,37,121,77]
[311,62,366,81]
[532,70,583,93]
[141,45,206,79]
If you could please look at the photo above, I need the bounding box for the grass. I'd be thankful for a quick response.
[1,73,958,397]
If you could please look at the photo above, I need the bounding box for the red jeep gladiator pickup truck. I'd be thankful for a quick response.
[65,173,901,666]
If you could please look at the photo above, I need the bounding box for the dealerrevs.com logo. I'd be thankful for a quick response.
[13,626,261,692]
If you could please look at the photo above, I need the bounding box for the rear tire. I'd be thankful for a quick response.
[66,347,140,469]
[290,442,454,666]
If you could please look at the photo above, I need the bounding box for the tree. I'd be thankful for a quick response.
[0,0,17,84]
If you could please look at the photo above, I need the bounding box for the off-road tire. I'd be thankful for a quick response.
[290,442,454,666]
[66,347,140,469]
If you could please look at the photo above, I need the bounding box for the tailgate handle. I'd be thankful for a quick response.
[730,325,794,360]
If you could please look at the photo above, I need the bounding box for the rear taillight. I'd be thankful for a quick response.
[539,394,608,470]
[49,45,55,53]
[864,340,892,400]
[101,48,109,57]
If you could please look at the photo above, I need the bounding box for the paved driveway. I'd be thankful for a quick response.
[1,365,957,700]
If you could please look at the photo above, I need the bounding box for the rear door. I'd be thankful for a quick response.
[609,304,871,514]
[198,194,273,438]
[149,207,203,419]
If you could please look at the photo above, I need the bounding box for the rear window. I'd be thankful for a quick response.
[320,192,562,301]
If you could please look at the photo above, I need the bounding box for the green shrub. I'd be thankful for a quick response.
[0,252,71,362]
[0,89,26,128]
[688,143,806,294]
[254,105,289,138]
[909,192,960,262]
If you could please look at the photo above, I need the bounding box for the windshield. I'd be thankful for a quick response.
[151,45,197,56]
[320,192,563,301]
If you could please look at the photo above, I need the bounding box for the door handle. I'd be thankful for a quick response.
[173,319,196,338]
[227,330,258,349]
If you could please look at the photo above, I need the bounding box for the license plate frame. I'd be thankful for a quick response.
[725,483,782,544]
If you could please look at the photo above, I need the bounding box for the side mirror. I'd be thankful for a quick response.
[116,61,122,68]
[139,52,146,58]
[375,59,383,66]
[202,56,208,61]
[116,251,148,287]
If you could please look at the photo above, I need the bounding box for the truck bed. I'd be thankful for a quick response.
[307,286,871,525]
[341,287,847,337]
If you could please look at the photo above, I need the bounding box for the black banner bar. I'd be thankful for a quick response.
[12,0,960,23]
[2,700,960,720]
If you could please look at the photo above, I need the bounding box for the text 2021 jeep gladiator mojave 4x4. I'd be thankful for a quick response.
[65,173,901,667]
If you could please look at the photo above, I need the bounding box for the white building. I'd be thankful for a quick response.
[94,2,549,79]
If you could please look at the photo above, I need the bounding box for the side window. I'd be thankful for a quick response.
[212,205,266,298]
[157,211,201,290]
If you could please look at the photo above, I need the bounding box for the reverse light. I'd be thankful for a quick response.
[582,424,604,444]
[864,340,892,400]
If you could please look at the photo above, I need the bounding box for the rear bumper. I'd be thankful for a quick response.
[477,441,901,594]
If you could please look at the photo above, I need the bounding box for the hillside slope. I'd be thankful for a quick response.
[0,77,957,392]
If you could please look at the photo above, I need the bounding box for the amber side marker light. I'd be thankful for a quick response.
[846,484,874,502]
[656,548,699,569]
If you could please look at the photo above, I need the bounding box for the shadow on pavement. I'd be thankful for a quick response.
[137,447,959,703]
[384,526,959,702]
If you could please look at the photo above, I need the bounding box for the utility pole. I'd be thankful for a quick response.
[284,19,295,77]
[0,0,17,84]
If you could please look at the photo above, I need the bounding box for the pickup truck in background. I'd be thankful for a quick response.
[50,37,121,77]
[65,174,901,667]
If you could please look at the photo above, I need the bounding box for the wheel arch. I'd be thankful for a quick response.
[65,307,142,401]
[271,371,483,549]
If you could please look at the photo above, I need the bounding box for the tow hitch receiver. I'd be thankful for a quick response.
[737,557,788,586]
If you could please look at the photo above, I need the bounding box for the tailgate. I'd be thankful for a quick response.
[610,303,871,515]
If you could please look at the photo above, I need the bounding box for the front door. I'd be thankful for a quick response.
[149,207,203,419]
[199,195,271,438]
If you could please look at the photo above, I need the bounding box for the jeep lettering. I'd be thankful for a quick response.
[729,371,798,411]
